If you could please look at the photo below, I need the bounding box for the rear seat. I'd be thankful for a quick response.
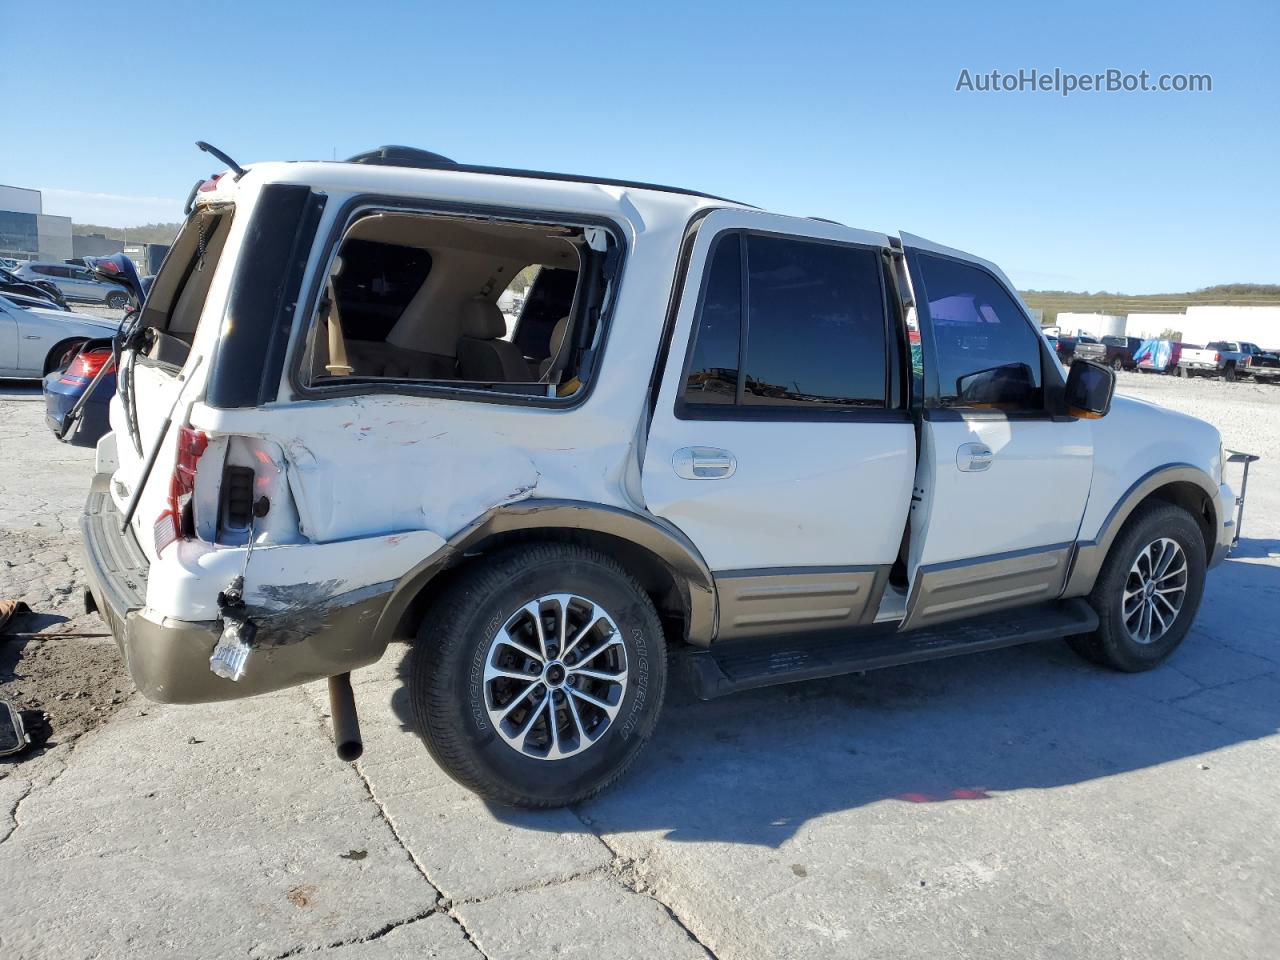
[343,339,457,379]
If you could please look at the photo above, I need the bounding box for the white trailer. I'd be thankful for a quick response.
[1057,312,1125,339]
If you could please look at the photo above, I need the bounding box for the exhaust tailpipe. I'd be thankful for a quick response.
[328,673,363,762]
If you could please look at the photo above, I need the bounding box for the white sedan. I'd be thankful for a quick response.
[0,295,121,378]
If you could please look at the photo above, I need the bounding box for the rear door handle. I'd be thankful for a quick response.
[673,446,737,479]
[957,442,993,472]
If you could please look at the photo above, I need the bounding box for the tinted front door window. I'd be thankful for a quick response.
[916,254,1043,411]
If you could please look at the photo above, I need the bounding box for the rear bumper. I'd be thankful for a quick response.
[81,474,393,704]
[43,372,112,447]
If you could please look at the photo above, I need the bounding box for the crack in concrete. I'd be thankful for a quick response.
[571,808,721,960]
[300,692,494,960]
[1162,669,1277,706]
[446,862,615,906]
[266,908,444,959]
[2,728,92,847]
[0,780,33,844]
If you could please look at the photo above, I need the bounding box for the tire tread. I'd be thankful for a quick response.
[408,541,666,808]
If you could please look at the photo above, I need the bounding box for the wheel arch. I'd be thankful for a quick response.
[1064,464,1218,597]
[43,336,88,375]
[371,499,717,650]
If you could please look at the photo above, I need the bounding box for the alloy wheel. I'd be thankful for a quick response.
[1122,537,1187,644]
[482,593,629,760]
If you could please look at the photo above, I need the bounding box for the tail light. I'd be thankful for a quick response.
[154,426,208,555]
[58,348,114,384]
[1213,352,1221,363]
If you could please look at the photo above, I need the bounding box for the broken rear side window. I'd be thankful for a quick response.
[301,211,616,401]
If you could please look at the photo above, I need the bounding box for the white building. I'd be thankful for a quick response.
[1125,313,1187,339]
[0,184,73,263]
[1056,312,1126,339]
[1179,306,1280,348]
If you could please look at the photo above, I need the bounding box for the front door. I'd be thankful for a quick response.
[643,210,916,640]
[899,233,1093,629]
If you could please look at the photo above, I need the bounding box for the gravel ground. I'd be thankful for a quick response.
[0,369,1277,959]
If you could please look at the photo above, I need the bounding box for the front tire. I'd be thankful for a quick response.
[408,542,667,807]
[105,291,129,310]
[1067,502,1206,671]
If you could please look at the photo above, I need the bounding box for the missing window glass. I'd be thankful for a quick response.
[302,210,612,401]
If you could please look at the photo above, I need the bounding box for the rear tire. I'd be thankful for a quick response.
[1177,365,1190,378]
[1067,502,1206,672]
[1111,357,1124,371]
[408,542,667,808]
[1221,364,1237,382]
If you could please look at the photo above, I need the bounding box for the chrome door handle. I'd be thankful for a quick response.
[673,446,737,479]
[957,442,993,472]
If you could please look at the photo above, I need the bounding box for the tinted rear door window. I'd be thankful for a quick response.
[742,235,886,407]
[683,234,742,405]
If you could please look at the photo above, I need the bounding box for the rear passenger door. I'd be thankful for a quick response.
[643,211,916,640]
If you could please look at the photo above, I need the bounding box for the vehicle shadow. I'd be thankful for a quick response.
[0,379,42,401]
[390,548,1280,848]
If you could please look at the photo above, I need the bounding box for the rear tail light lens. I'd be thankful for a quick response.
[59,348,114,384]
[1213,352,1221,363]
[154,426,208,555]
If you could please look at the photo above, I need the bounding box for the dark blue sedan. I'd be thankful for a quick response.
[44,341,116,447]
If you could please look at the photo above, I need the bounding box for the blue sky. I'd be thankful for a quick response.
[2,0,1275,293]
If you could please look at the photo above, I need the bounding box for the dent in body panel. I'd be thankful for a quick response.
[244,578,394,648]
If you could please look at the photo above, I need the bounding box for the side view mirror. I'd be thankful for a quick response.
[1065,359,1115,419]
[957,362,1036,408]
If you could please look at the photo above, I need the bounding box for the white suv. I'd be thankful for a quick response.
[80,146,1246,807]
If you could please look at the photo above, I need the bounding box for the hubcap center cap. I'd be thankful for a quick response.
[1144,581,1155,598]
[544,662,566,686]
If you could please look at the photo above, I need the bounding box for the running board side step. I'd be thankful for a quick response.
[685,599,1098,700]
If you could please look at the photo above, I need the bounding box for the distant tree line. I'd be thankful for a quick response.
[72,222,182,245]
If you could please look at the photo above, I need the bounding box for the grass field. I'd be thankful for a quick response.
[1021,286,1280,325]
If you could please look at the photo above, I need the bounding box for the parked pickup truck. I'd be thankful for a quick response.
[1052,333,1097,365]
[1179,341,1280,381]
[79,144,1250,807]
[1074,335,1143,371]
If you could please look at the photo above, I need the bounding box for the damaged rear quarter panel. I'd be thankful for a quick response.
[218,393,640,544]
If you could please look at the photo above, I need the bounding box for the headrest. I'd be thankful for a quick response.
[461,299,506,340]
[549,316,570,356]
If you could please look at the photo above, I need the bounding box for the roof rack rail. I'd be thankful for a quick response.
[345,145,457,168]
[342,145,748,205]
